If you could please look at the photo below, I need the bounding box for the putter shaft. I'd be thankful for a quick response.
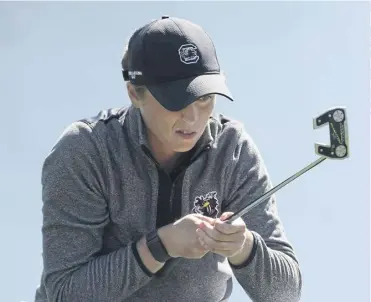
[226,156,327,223]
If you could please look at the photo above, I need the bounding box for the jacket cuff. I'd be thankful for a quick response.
[228,231,258,269]
[131,241,154,277]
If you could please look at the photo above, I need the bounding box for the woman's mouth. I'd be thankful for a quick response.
[175,129,197,139]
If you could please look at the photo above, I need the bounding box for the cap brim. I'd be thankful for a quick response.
[146,74,234,112]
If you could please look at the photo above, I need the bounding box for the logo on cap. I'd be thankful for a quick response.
[128,70,142,80]
[178,43,199,64]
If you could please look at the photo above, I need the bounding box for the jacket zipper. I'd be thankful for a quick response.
[141,144,212,223]
[168,144,212,220]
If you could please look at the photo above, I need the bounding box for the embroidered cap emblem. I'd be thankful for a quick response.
[178,43,200,64]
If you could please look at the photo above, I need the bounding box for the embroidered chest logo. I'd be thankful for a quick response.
[192,191,219,218]
[178,43,200,64]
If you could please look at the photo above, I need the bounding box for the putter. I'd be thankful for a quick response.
[157,106,349,277]
[225,106,349,223]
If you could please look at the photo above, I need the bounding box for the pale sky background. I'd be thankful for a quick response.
[1,2,369,302]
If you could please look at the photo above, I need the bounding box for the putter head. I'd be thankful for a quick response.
[313,107,349,159]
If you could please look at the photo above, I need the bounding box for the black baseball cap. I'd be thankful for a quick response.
[122,16,234,111]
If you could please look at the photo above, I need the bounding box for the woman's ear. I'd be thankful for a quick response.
[126,82,142,108]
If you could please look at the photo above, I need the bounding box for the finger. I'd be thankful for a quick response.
[196,215,216,226]
[214,218,246,235]
[220,212,234,221]
[195,238,208,251]
[197,227,243,250]
[198,221,241,242]
[205,247,242,258]
[197,230,242,252]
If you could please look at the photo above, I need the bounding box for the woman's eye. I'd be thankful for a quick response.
[199,95,213,102]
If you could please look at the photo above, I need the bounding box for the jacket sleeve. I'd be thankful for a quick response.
[222,129,303,302]
[40,121,153,302]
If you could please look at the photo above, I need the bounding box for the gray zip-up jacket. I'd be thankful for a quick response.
[35,105,302,302]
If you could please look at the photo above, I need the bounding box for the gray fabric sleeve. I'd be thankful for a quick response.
[40,121,152,302]
[223,130,303,302]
